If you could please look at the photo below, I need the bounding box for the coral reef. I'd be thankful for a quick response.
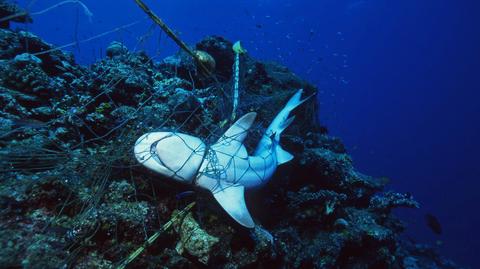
[0,24,464,269]
[0,0,32,29]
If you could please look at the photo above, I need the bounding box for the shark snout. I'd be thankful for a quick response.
[134,132,206,183]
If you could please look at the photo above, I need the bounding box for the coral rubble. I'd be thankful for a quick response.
[0,25,463,269]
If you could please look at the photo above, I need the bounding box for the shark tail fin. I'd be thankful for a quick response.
[254,89,310,158]
[270,89,310,164]
[272,89,310,140]
[274,115,295,141]
[285,89,309,113]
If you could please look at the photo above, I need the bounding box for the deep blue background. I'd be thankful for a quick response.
[13,0,480,267]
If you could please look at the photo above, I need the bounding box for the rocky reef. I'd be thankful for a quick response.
[0,21,463,269]
[0,0,32,29]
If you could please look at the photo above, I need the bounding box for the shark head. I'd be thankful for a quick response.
[134,132,207,183]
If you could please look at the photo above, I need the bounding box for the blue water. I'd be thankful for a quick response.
[14,0,480,267]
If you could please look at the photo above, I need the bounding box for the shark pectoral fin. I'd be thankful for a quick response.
[212,184,255,228]
[276,145,294,164]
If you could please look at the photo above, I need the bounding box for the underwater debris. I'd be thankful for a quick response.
[173,210,219,265]
[231,41,247,121]
[196,36,235,80]
[133,0,215,76]
[117,202,196,269]
[0,147,68,173]
[30,0,93,23]
[193,50,216,76]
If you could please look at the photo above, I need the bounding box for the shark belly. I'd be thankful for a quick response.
[240,154,277,189]
[195,146,277,191]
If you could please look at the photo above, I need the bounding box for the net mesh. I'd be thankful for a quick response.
[0,8,316,266]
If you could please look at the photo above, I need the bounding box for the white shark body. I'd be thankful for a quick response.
[134,89,308,228]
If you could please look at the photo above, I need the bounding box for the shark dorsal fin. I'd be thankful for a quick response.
[212,183,255,228]
[218,112,256,144]
[212,112,256,158]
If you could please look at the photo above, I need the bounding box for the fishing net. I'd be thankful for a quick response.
[0,1,318,267]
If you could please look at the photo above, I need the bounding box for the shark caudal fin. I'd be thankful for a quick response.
[284,89,308,114]
[254,89,310,162]
[273,115,295,164]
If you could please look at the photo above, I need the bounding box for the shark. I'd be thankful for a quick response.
[134,89,308,228]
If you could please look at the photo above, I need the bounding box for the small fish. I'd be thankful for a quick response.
[425,213,442,235]
[175,190,195,200]
[255,24,263,29]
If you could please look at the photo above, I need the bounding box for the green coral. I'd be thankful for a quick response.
[95,102,112,114]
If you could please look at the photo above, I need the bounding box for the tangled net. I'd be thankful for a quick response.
[0,1,318,266]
